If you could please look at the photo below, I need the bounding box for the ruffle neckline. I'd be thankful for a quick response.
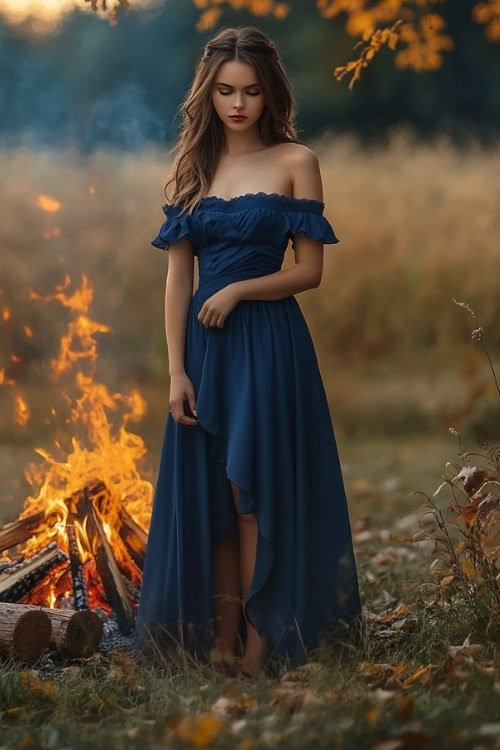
[163,191,326,215]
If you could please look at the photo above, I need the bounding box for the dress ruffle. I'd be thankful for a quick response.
[284,209,339,248]
[151,204,194,252]
[150,193,340,253]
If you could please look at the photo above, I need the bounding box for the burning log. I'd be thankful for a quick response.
[0,541,68,603]
[65,521,89,610]
[0,603,52,663]
[0,480,106,554]
[118,507,147,571]
[79,488,135,635]
[0,478,143,629]
[0,510,48,553]
[88,480,147,570]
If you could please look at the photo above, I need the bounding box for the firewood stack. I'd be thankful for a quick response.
[0,478,147,664]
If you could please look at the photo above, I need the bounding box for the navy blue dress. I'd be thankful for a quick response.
[132,192,362,667]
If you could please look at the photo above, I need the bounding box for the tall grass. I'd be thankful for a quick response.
[0,128,498,449]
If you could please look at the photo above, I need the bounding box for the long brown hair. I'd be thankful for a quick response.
[163,26,308,215]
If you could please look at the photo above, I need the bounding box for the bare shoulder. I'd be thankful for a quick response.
[277,143,322,202]
[279,141,318,162]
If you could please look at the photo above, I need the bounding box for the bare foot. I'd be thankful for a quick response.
[240,624,272,677]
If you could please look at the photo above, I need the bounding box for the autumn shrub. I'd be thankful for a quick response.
[402,301,500,633]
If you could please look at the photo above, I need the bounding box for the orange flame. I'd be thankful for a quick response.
[14,394,31,426]
[4,273,153,611]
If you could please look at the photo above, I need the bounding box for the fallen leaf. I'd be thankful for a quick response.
[175,712,226,747]
[280,662,326,682]
[403,665,435,687]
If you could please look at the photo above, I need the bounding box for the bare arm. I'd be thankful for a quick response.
[234,146,325,302]
[165,236,195,376]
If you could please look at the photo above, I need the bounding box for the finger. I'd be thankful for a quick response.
[187,395,198,418]
[178,416,198,426]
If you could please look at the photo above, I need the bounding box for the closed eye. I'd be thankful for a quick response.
[219,90,261,96]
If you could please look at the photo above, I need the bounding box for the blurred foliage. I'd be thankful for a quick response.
[0,0,498,147]
[90,0,500,88]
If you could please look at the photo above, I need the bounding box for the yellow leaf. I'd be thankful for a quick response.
[388,32,399,50]
[196,7,222,32]
[359,662,385,676]
[393,661,408,677]
[461,558,484,581]
[403,664,436,686]
[175,712,226,747]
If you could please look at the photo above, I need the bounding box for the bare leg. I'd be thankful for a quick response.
[229,480,271,676]
[211,516,242,657]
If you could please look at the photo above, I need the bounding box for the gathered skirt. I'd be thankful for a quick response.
[131,272,362,667]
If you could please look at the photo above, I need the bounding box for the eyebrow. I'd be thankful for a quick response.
[216,82,260,88]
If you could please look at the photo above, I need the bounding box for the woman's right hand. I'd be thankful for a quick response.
[169,372,199,427]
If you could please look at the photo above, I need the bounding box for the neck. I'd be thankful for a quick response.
[221,124,265,157]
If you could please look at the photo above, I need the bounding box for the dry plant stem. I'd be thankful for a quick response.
[417,492,479,622]
[480,339,500,399]
[411,306,500,629]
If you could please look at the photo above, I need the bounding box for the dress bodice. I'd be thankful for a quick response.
[151,192,340,291]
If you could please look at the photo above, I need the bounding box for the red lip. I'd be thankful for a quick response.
[229,116,247,120]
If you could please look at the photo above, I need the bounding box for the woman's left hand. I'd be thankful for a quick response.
[197,283,241,328]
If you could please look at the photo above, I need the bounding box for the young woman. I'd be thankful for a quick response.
[132,25,362,679]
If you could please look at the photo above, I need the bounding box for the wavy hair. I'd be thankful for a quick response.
[163,26,308,215]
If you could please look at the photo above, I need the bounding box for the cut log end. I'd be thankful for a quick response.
[13,610,51,663]
[65,611,103,658]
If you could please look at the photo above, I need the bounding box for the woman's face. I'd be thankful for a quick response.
[212,60,265,132]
